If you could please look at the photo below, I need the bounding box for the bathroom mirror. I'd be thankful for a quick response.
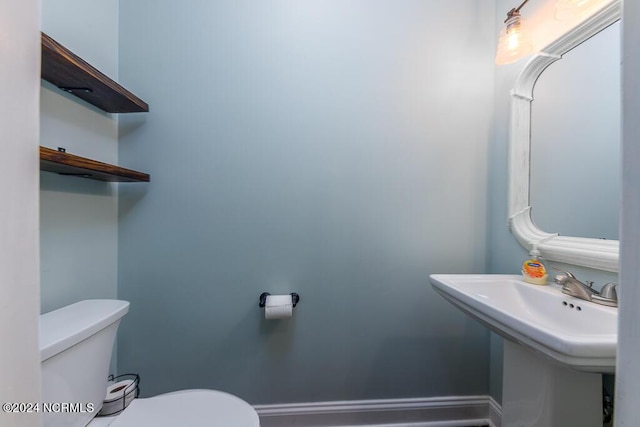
[508,0,620,272]
[530,21,620,241]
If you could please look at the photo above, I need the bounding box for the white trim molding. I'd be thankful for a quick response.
[255,395,500,427]
[488,397,502,427]
[508,0,621,272]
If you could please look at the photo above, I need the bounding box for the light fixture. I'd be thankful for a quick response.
[554,0,600,21]
[495,0,533,65]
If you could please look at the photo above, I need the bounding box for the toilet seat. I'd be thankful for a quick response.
[105,389,260,427]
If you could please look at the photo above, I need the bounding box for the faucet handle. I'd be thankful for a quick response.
[551,266,576,279]
[600,282,618,300]
[553,269,570,285]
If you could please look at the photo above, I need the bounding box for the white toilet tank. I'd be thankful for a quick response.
[40,300,129,427]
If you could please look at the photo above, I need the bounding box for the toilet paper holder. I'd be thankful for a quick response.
[97,373,140,417]
[259,292,300,308]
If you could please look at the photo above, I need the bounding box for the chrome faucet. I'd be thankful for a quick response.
[553,268,618,307]
[554,270,598,300]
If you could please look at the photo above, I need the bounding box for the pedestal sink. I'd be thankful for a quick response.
[429,274,617,427]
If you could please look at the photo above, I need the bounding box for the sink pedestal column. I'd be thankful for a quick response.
[502,340,601,427]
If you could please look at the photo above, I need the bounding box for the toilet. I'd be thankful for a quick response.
[40,299,260,427]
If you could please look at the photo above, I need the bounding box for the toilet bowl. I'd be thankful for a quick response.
[87,389,259,427]
[40,300,260,427]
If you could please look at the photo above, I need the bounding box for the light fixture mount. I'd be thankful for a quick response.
[505,7,521,22]
[506,0,530,21]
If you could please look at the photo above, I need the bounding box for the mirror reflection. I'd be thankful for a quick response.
[530,21,620,240]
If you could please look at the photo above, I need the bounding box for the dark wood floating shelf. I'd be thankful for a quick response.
[40,147,150,182]
[41,32,149,113]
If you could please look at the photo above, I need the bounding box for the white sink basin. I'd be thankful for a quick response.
[430,274,617,372]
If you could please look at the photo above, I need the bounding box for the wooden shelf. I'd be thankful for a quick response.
[40,147,150,182]
[41,32,149,113]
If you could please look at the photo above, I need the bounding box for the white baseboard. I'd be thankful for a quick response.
[254,395,502,427]
[488,397,502,427]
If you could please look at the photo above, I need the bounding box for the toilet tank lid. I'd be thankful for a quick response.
[40,300,130,362]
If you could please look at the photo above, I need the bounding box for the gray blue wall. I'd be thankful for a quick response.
[117,0,496,404]
[40,0,120,314]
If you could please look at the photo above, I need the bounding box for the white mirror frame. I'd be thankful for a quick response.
[508,0,620,273]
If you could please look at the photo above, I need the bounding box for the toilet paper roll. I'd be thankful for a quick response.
[98,379,137,416]
[265,294,293,319]
[105,379,135,401]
